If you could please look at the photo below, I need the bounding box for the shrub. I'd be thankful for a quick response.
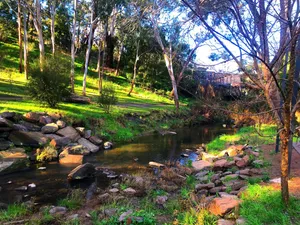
[98,84,118,113]
[0,204,27,221]
[58,189,84,210]
[26,56,70,108]
[36,146,58,162]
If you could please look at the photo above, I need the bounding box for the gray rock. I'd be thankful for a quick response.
[50,137,71,148]
[12,124,28,131]
[84,130,92,139]
[19,121,41,131]
[78,138,99,153]
[98,193,110,203]
[49,206,67,215]
[67,163,95,180]
[39,116,53,125]
[23,112,41,123]
[195,171,209,177]
[119,210,133,222]
[104,208,117,217]
[41,123,59,134]
[68,214,79,220]
[155,196,168,205]
[192,160,212,171]
[0,111,15,119]
[109,188,119,193]
[0,148,29,175]
[0,140,13,150]
[0,117,13,127]
[8,131,48,147]
[56,126,81,142]
[89,136,103,145]
[123,187,136,195]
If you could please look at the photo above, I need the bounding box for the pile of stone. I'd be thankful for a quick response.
[0,111,112,175]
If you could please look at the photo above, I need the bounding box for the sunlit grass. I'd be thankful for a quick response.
[0,204,28,222]
[207,125,277,154]
[240,184,300,225]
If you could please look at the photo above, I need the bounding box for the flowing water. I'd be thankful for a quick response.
[0,125,233,205]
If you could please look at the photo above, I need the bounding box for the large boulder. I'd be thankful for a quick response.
[192,160,212,172]
[67,163,95,180]
[78,138,99,153]
[50,137,71,148]
[56,126,81,142]
[41,123,59,134]
[208,197,240,216]
[0,148,29,175]
[8,131,48,147]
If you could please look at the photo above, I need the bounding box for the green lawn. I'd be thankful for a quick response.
[0,41,188,141]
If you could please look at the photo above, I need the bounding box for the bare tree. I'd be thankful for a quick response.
[50,0,56,55]
[70,0,78,93]
[181,0,300,205]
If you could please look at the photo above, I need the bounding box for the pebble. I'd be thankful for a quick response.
[28,183,36,188]
[119,209,133,222]
[7,181,12,184]
[38,167,46,170]
[15,186,28,191]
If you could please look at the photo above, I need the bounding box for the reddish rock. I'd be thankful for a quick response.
[224,161,235,168]
[236,159,247,168]
[238,168,250,175]
[209,186,225,194]
[192,160,212,171]
[242,155,250,165]
[250,168,263,175]
[195,183,215,191]
[208,197,240,216]
[213,159,228,170]
[225,180,247,191]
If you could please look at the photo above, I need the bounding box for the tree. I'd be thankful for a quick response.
[50,0,56,55]
[17,0,23,73]
[181,0,300,205]
[22,1,28,79]
[70,0,77,93]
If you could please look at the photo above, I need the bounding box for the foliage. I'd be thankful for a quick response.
[98,84,118,113]
[186,175,196,189]
[180,187,190,199]
[26,56,71,108]
[58,189,84,210]
[186,159,193,168]
[240,185,300,224]
[176,208,218,225]
[36,146,58,162]
[0,204,27,221]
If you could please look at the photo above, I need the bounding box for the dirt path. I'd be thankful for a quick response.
[262,144,300,198]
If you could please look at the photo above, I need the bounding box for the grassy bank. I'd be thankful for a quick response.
[0,41,191,142]
[206,125,277,155]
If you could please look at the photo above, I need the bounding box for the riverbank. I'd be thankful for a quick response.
[2,125,300,225]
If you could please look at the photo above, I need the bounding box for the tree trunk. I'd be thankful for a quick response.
[22,4,28,80]
[97,40,102,94]
[82,4,94,96]
[33,0,45,67]
[280,36,297,207]
[50,0,56,55]
[70,0,77,93]
[128,39,140,96]
[17,0,23,73]
[99,24,107,94]
[114,41,123,76]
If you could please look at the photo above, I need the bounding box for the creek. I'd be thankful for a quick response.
[0,125,233,205]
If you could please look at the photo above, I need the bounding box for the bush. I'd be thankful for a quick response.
[98,84,118,113]
[36,146,58,162]
[27,56,70,108]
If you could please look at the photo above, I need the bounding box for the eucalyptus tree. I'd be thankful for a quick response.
[181,0,300,205]
[70,0,77,93]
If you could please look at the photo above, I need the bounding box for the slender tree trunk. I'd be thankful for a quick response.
[50,0,56,55]
[82,4,94,96]
[22,5,28,80]
[17,0,23,73]
[33,0,44,67]
[99,23,107,94]
[115,41,123,76]
[128,39,140,96]
[97,40,102,94]
[70,0,77,93]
